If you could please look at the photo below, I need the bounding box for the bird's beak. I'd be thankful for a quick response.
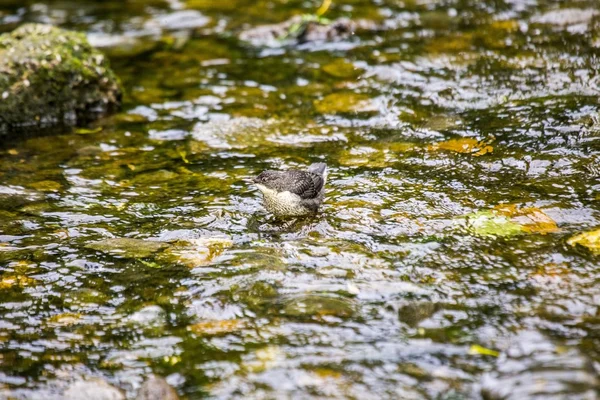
[244,177,257,184]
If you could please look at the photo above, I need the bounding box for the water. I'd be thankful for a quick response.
[0,0,600,398]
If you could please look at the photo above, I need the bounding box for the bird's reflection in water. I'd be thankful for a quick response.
[247,212,323,236]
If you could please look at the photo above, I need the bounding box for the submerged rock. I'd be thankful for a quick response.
[239,16,377,47]
[191,117,276,149]
[479,330,599,399]
[86,238,168,258]
[137,376,179,400]
[0,24,122,134]
[64,379,124,400]
[128,305,166,327]
[314,92,379,115]
[282,294,356,319]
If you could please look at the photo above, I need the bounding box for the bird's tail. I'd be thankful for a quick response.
[308,162,327,176]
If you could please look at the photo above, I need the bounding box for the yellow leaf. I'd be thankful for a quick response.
[30,180,62,192]
[314,93,378,114]
[490,20,519,32]
[75,127,103,135]
[178,150,189,164]
[494,205,559,235]
[0,275,37,289]
[474,145,494,156]
[567,229,600,252]
[47,313,82,327]
[428,138,493,155]
[163,355,181,365]
[469,344,499,357]
[314,368,342,379]
[7,149,18,155]
[243,346,283,373]
[187,319,244,336]
[518,208,559,234]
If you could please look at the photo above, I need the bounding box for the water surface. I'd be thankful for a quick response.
[0,0,600,398]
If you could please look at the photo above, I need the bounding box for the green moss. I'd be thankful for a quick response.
[0,24,122,133]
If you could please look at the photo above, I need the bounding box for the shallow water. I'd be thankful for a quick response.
[1,0,600,398]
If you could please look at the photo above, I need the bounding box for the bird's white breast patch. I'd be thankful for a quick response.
[255,184,309,216]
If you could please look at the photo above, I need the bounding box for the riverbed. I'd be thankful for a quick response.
[0,0,599,398]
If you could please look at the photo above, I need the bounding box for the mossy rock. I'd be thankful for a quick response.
[0,24,122,134]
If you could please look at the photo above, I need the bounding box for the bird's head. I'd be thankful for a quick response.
[252,171,282,193]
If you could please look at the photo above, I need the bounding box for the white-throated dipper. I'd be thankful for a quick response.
[252,163,327,216]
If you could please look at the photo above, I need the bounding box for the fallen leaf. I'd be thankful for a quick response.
[47,313,82,327]
[495,205,559,234]
[188,319,244,336]
[428,138,493,156]
[30,180,62,192]
[469,344,499,357]
[75,127,103,135]
[314,368,343,379]
[464,205,559,237]
[139,259,163,269]
[243,346,284,373]
[465,211,523,237]
[314,92,378,114]
[164,237,233,268]
[567,228,600,253]
[0,275,37,289]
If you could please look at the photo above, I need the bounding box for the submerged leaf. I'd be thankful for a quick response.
[567,229,600,253]
[0,275,37,289]
[466,211,523,237]
[322,59,361,79]
[139,259,163,269]
[465,205,559,237]
[29,180,62,192]
[469,344,499,357]
[498,206,559,234]
[162,237,233,268]
[47,313,82,327]
[314,92,378,114]
[75,127,103,135]
[428,138,493,156]
[188,319,244,336]
[243,346,284,373]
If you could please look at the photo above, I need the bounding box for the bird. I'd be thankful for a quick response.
[252,163,327,217]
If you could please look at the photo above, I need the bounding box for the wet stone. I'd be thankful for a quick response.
[314,92,379,115]
[86,238,169,258]
[64,379,124,400]
[191,117,275,149]
[398,301,441,328]
[154,10,209,31]
[239,16,353,47]
[128,305,166,327]
[479,330,599,399]
[322,59,363,79]
[239,16,379,47]
[532,8,599,28]
[136,375,179,400]
[281,294,357,319]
